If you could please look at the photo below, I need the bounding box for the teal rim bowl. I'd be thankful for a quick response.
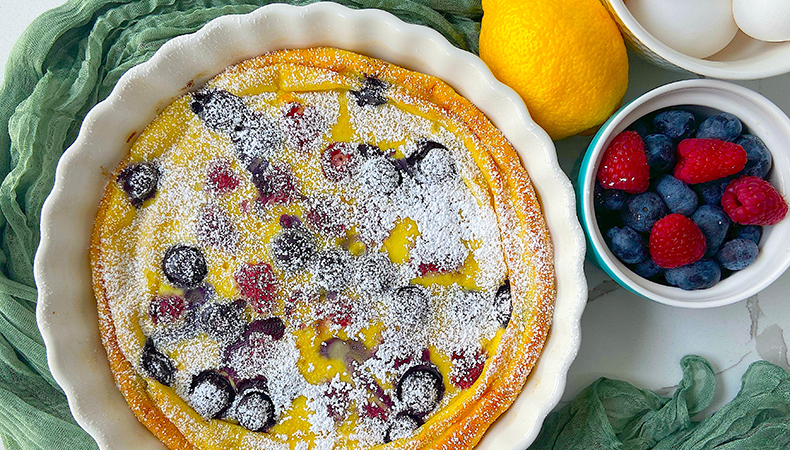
[578,79,790,308]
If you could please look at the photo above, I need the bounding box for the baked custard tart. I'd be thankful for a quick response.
[91,47,554,450]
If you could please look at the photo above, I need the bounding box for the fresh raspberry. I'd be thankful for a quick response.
[649,214,707,269]
[597,131,650,194]
[721,176,788,225]
[673,139,747,184]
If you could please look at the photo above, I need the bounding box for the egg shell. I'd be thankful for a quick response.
[733,0,790,43]
[626,0,739,59]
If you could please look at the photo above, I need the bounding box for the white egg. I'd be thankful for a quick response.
[626,0,739,59]
[733,0,790,42]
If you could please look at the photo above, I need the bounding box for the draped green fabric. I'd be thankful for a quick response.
[1,1,788,449]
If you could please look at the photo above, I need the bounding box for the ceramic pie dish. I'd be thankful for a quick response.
[34,3,587,449]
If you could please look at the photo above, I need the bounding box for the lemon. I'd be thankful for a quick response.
[479,0,628,140]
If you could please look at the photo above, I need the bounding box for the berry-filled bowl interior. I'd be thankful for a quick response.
[579,79,790,308]
[33,3,588,450]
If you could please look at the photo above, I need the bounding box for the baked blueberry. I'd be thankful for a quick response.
[735,134,773,179]
[653,110,696,140]
[696,113,742,141]
[358,156,401,194]
[350,76,388,107]
[390,286,431,330]
[189,370,235,419]
[606,226,648,264]
[396,365,445,416]
[141,339,175,386]
[246,317,285,341]
[118,162,159,207]
[270,228,317,271]
[312,249,353,291]
[622,192,668,233]
[384,413,423,443]
[235,389,276,432]
[656,175,698,216]
[644,134,676,175]
[717,239,759,271]
[665,260,721,291]
[191,90,248,133]
[251,163,299,206]
[493,280,512,328]
[692,205,731,257]
[416,146,456,184]
[355,252,397,293]
[162,245,208,288]
[198,300,247,344]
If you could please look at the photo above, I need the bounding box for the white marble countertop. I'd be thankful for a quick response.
[2,0,789,446]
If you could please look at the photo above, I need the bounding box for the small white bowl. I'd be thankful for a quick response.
[579,79,790,308]
[602,0,790,79]
[33,3,588,449]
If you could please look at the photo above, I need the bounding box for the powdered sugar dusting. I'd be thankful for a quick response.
[93,52,550,450]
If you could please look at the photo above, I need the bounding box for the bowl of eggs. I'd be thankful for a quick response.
[602,0,790,79]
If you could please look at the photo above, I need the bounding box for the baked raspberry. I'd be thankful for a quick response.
[235,262,278,314]
[721,176,788,225]
[449,349,486,389]
[673,139,747,184]
[649,214,707,269]
[321,142,359,182]
[206,159,239,194]
[597,131,650,194]
[149,295,187,325]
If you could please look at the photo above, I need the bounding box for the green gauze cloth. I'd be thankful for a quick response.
[0,1,480,449]
[530,355,790,450]
[1,1,789,450]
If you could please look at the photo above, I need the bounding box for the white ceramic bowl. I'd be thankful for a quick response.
[33,3,588,449]
[579,79,790,308]
[602,0,790,79]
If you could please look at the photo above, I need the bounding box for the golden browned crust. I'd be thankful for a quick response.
[91,47,555,450]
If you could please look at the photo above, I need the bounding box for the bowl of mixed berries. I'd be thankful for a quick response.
[578,79,790,307]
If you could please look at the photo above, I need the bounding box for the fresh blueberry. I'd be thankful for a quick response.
[270,228,317,271]
[632,259,663,279]
[653,110,697,140]
[118,162,159,207]
[665,260,722,290]
[385,413,423,443]
[644,134,676,174]
[656,175,698,216]
[189,370,235,419]
[198,300,247,344]
[599,186,629,211]
[696,113,742,141]
[735,134,773,179]
[350,76,388,107]
[622,192,668,233]
[235,389,276,432]
[396,365,445,417]
[629,119,651,138]
[717,239,759,270]
[493,280,512,328]
[605,226,648,264]
[358,156,401,194]
[692,205,731,257]
[693,176,734,205]
[162,245,208,288]
[594,182,606,212]
[141,339,175,386]
[735,225,762,245]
